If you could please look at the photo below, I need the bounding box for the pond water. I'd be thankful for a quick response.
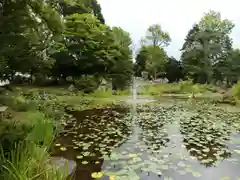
[51,101,240,180]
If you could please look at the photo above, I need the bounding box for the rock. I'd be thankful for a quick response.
[50,157,76,177]
[68,84,76,92]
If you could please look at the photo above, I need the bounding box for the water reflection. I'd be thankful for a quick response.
[51,107,131,180]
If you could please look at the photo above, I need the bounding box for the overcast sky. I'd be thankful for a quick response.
[98,0,240,59]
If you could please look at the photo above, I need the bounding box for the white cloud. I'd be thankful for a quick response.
[98,0,240,59]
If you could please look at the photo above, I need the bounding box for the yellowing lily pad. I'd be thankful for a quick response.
[128,153,138,157]
[60,147,67,151]
[55,143,61,147]
[91,172,103,178]
[109,176,115,180]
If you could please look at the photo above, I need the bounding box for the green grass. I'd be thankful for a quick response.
[0,111,69,180]
[138,81,219,96]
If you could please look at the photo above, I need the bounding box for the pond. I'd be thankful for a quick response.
[51,102,240,180]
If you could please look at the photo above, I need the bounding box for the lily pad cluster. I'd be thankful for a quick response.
[179,106,240,167]
[52,103,240,180]
[54,107,132,166]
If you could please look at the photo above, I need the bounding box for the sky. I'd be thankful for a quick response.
[98,0,240,59]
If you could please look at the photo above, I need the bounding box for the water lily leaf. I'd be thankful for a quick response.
[233,149,240,154]
[220,176,231,180]
[192,171,201,177]
[55,143,61,147]
[60,147,67,151]
[109,176,115,180]
[83,146,89,150]
[128,153,138,158]
[91,172,103,179]
[83,152,90,156]
[82,161,88,164]
[76,155,83,159]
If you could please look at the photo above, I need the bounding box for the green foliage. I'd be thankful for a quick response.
[0,111,67,180]
[134,45,168,79]
[232,82,240,100]
[139,81,210,96]
[75,76,100,93]
[135,24,170,79]
[0,121,30,156]
[141,24,171,47]
[165,57,184,82]
[181,10,236,84]
[25,112,55,146]
[111,27,133,90]
[0,0,132,91]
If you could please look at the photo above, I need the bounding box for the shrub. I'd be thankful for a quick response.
[75,76,100,93]
[0,111,67,180]
[0,121,31,156]
[232,82,240,100]
[12,96,37,111]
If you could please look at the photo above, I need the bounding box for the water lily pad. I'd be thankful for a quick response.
[60,147,67,151]
[220,176,231,180]
[192,171,201,177]
[233,149,240,154]
[76,155,83,159]
[83,146,89,150]
[82,161,88,165]
[128,153,138,158]
[91,172,103,178]
[109,176,115,180]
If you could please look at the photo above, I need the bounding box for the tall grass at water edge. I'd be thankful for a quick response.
[0,111,69,180]
[139,81,218,96]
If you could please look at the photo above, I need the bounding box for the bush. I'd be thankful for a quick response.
[232,82,240,100]
[0,111,66,180]
[75,76,100,93]
[0,121,31,156]
[12,96,37,111]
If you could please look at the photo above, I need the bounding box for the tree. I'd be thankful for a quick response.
[134,45,167,79]
[59,0,105,24]
[52,14,118,79]
[111,27,133,89]
[145,45,168,79]
[141,24,171,47]
[165,57,183,83]
[181,11,234,84]
[0,0,64,81]
[135,24,170,79]
[213,49,240,85]
[134,47,148,77]
[90,0,105,24]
